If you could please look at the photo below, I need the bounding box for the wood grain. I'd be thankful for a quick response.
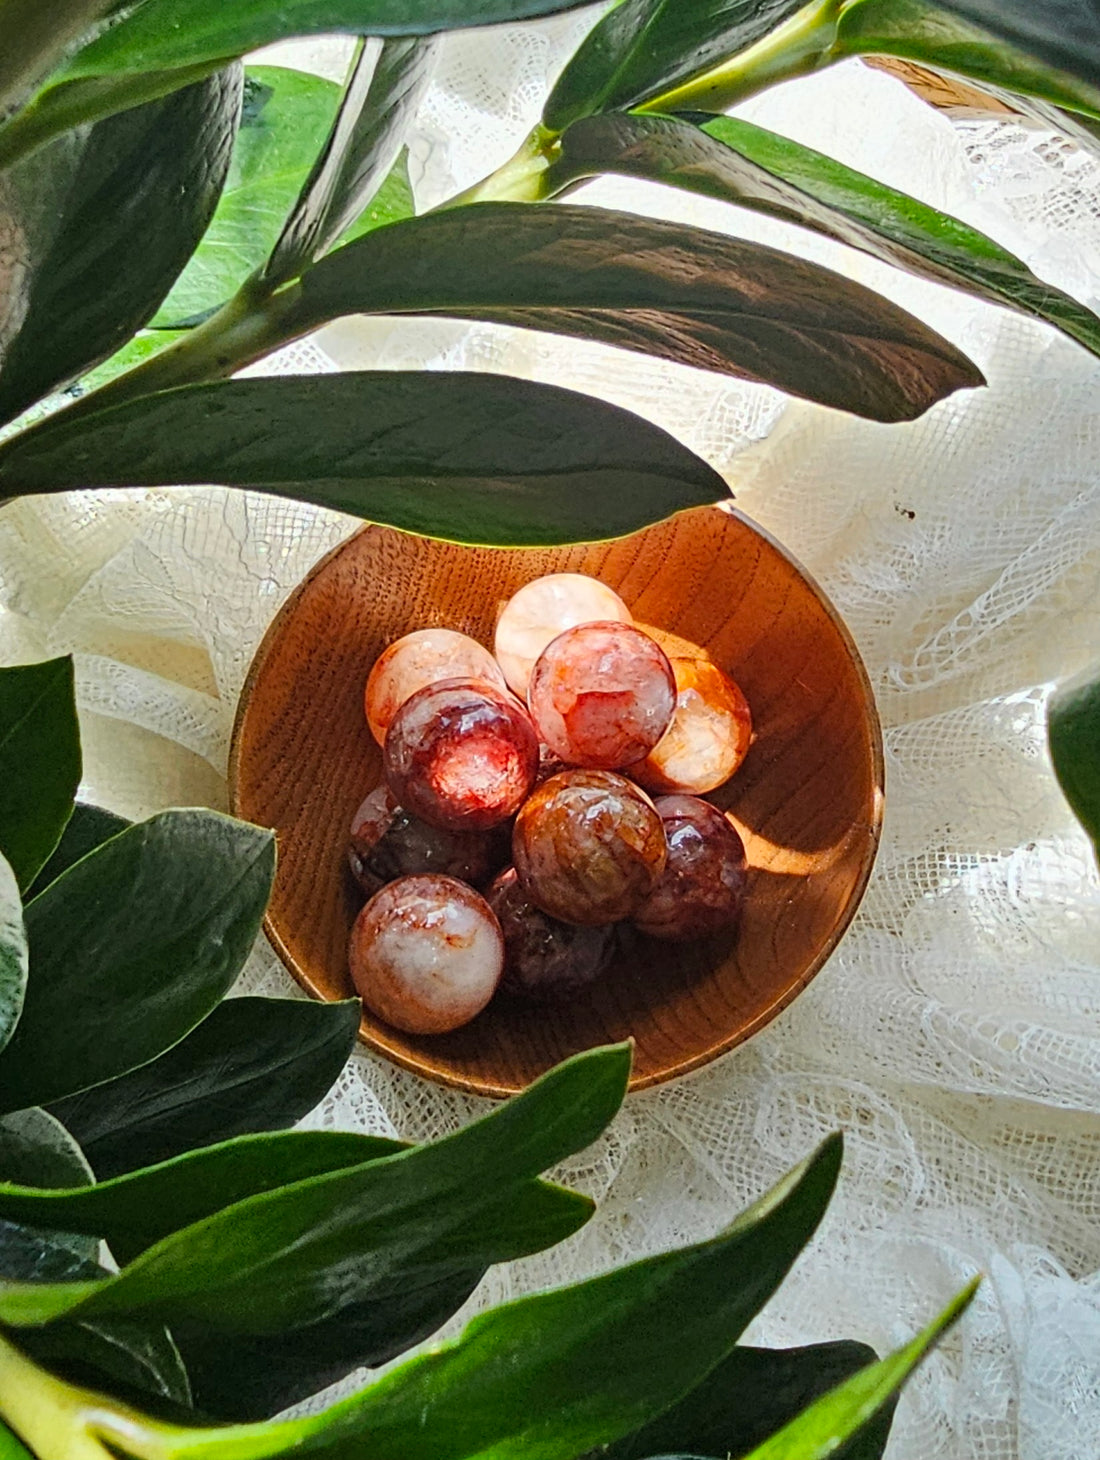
[229,506,884,1096]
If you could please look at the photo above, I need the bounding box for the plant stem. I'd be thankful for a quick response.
[637,0,845,115]
[440,123,561,210]
[0,1333,150,1460]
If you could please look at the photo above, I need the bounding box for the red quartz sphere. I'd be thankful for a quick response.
[348,784,509,898]
[486,866,616,999]
[384,677,539,832]
[633,658,753,796]
[633,795,747,942]
[364,628,505,745]
[348,874,504,1034]
[513,769,667,925]
[527,621,676,769]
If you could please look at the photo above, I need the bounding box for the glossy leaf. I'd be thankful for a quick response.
[1048,660,1100,858]
[0,658,80,894]
[0,69,242,426]
[155,67,343,325]
[265,38,432,286]
[603,1341,892,1460]
[543,0,810,131]
[738,1280,980,1459]
[0,0,118,120]
[553,112,1100,361]
[0,1044,627,1331]
[0,1107,94,1262]
[0,855,26,1060]
[120,1134,842,1460]
[835,0,1100,121]
[57,0,598,80]
[0,810,274,1114]
[25,801,129,902]
[0,372,728,547]
[49,996,361,1179]
[289,202,983,421]
[0,1224,189,1408]
[932,1,1100,93]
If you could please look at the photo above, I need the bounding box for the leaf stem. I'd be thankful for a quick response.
[0,1333,150,1460]
[440,123,560,210]
[637,0,845,115]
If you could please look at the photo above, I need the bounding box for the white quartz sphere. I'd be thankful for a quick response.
[494,573,632,696]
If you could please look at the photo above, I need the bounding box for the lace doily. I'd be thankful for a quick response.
[1,18,1099,1458]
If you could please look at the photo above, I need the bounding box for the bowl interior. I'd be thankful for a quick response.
[230,506,883,1096]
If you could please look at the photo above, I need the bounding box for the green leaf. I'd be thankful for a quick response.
[932,1,1100,94]
[0,810,274,1114]
[0,1223,190,1409]
[0,0,118,119]
[543,0,810,131]
[0,1044,627,1331]
[834,0,1100,121]
[57,0,600,80]
[1048,660,1100,859]
[0,69,242,426]
[25,802,129,902]
[154,66,343,325]
[67,331,189,395]
[552,111,1100,362]
[0,855,26,1061]
[0,659,80,895]
[0,1419,33,1460]
[48,996,361,1179]
[0,371,728,547]
[0,1107,94,1262]
[126,1133,842,1460]
[264,39,432,287]
[603,1341,892,1460]
[737,1280,979,1459]
[291,201,984,422]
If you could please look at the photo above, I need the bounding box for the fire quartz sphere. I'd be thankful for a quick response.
[513,769,667,925]
[349,874,504,1034]
[384,677,539,833]
[633,795,748,942]
[633,657,753,796]
[527,621,676,770]
[348,784,508,898]
[365,628,505,745]
[486,866,617,999]
[494,573,632,697]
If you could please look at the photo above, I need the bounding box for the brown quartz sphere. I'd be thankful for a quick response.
[364,628,506,745]
[348,784,508,898]
[384,677,539,832]
[348,874,504,1034]
[513,769,667,925]
[486,866,616,999]
[527,621,676,769]
[633,658,753,796]
[633,795,747,942]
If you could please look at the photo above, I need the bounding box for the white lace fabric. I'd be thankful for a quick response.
[1,18,1099,1458]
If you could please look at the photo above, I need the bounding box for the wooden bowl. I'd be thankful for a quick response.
[230,506,883,1096]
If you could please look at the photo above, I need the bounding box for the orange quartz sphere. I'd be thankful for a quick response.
[494,573,632,697]
[632,658,752,795]
[365,628,505,745]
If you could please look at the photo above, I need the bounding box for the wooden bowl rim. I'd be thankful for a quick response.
[229,506,885,1096]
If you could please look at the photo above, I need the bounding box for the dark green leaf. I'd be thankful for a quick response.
[0,1107,94,1262]
[0,1043,627,1331]
[0,659,80,894]
[0,69,242,426]
[552,112,1100,362]
[288,202,984,421]
[127,1134,842,1460]
[265,38,433,286]
[154,66,343,325]
[25,802,129,902]
[543,0,809,131]
[0,371,728,547]
[0,0,118,120]
[1049,659,1100,859]
[57,0,600,80]
[932,1,1100,93]
[0,1223,190,1408]
[834,0,1100,121]
[603,1341,892,1460]
[48,996,361,1179]
[735,1281,979,1459]
[0,855,26,1060]
[0,810,274,1114]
